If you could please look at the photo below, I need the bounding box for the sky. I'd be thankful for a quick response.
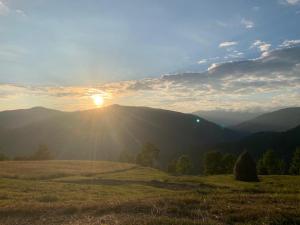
[0,0,300,112]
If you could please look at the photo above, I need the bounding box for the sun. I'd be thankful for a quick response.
[92,95,104,107]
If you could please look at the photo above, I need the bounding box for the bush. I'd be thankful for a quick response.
[175,155,192,175]
[257,149,285,175]
[204,151,236,175]
[234,151,258,182]
[204,151,223,175]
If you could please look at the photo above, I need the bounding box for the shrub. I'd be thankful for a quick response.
[175,155,192,175]
[204,151,223,175]
[234,151,258,182]
[257,149,285,175]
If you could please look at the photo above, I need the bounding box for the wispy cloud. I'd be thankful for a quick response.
[219,41,238,48]
[280,39,300,48]
[251,40,271,57]
[197,59,207,64]
[281,0,300,5]
[241,18,255,29]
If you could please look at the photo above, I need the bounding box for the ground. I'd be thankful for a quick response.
[0,160,299,225]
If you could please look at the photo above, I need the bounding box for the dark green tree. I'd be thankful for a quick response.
[222,153,237,174]
[30,144,54,160]
[204,151,223,175]
[234,151,258,182]
[257,149,285,175]
[175,155,192,175]
[257,158,268,175]
[136,143,160,167]
[289,148,300,175]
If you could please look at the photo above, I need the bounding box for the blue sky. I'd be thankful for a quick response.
[0,0,300,111]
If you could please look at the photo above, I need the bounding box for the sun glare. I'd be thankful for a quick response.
[92,95,104,107]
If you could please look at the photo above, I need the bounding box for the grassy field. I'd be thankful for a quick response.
[0,160,299,225]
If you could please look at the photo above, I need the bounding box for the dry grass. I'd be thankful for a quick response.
[0,160,299,225]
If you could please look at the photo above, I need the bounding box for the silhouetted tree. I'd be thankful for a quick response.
[136,143,160,167]
[204,151,223,175]
[30,144,54,160]
[257,149,285,175]
[119,150,135,163]
[222,153,237,174]
[257,158,268,175]
[234,151,258,182]
[289,148,300,175]
[176,155,192,175]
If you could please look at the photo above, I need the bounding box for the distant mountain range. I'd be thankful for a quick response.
[0,105,239,166]
[231,107,300,133]
[215,125,300,162]
[193,110,262,127]
[194,107,300,133]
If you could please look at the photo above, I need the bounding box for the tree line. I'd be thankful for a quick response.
[120,143,300,176]
[0,144,54,161]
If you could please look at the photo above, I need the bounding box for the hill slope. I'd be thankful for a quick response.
[232,107,300,133]
[0,105,240,165]
[216,125,300,161]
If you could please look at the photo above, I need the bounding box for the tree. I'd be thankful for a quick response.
[234,151,258,182]
[30,144,54,160]
[257,149,285,175]
[257,158,268,175]
[204,151,223,175]
[175,155,192,175]
[289,148,300,175]
[222,153,236,174]
[136,143,160,167]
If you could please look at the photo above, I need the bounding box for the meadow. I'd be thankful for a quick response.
[0,160,299,225]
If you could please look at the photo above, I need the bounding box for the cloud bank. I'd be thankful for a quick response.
[1,45,300,112]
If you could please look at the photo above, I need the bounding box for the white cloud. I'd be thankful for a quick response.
[251,40,271,56]
[284,0,300,5]
[197,59,207,64]
[241,18,254,29]
[280,39,300,48]
[219,41,238,48]
[0,1,9,15]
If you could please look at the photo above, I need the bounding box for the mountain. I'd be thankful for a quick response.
[0,105,240,166]
[232,107,300,133]
[0,107,63,129]
[193,110,262,127]
[215,125,300,162]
